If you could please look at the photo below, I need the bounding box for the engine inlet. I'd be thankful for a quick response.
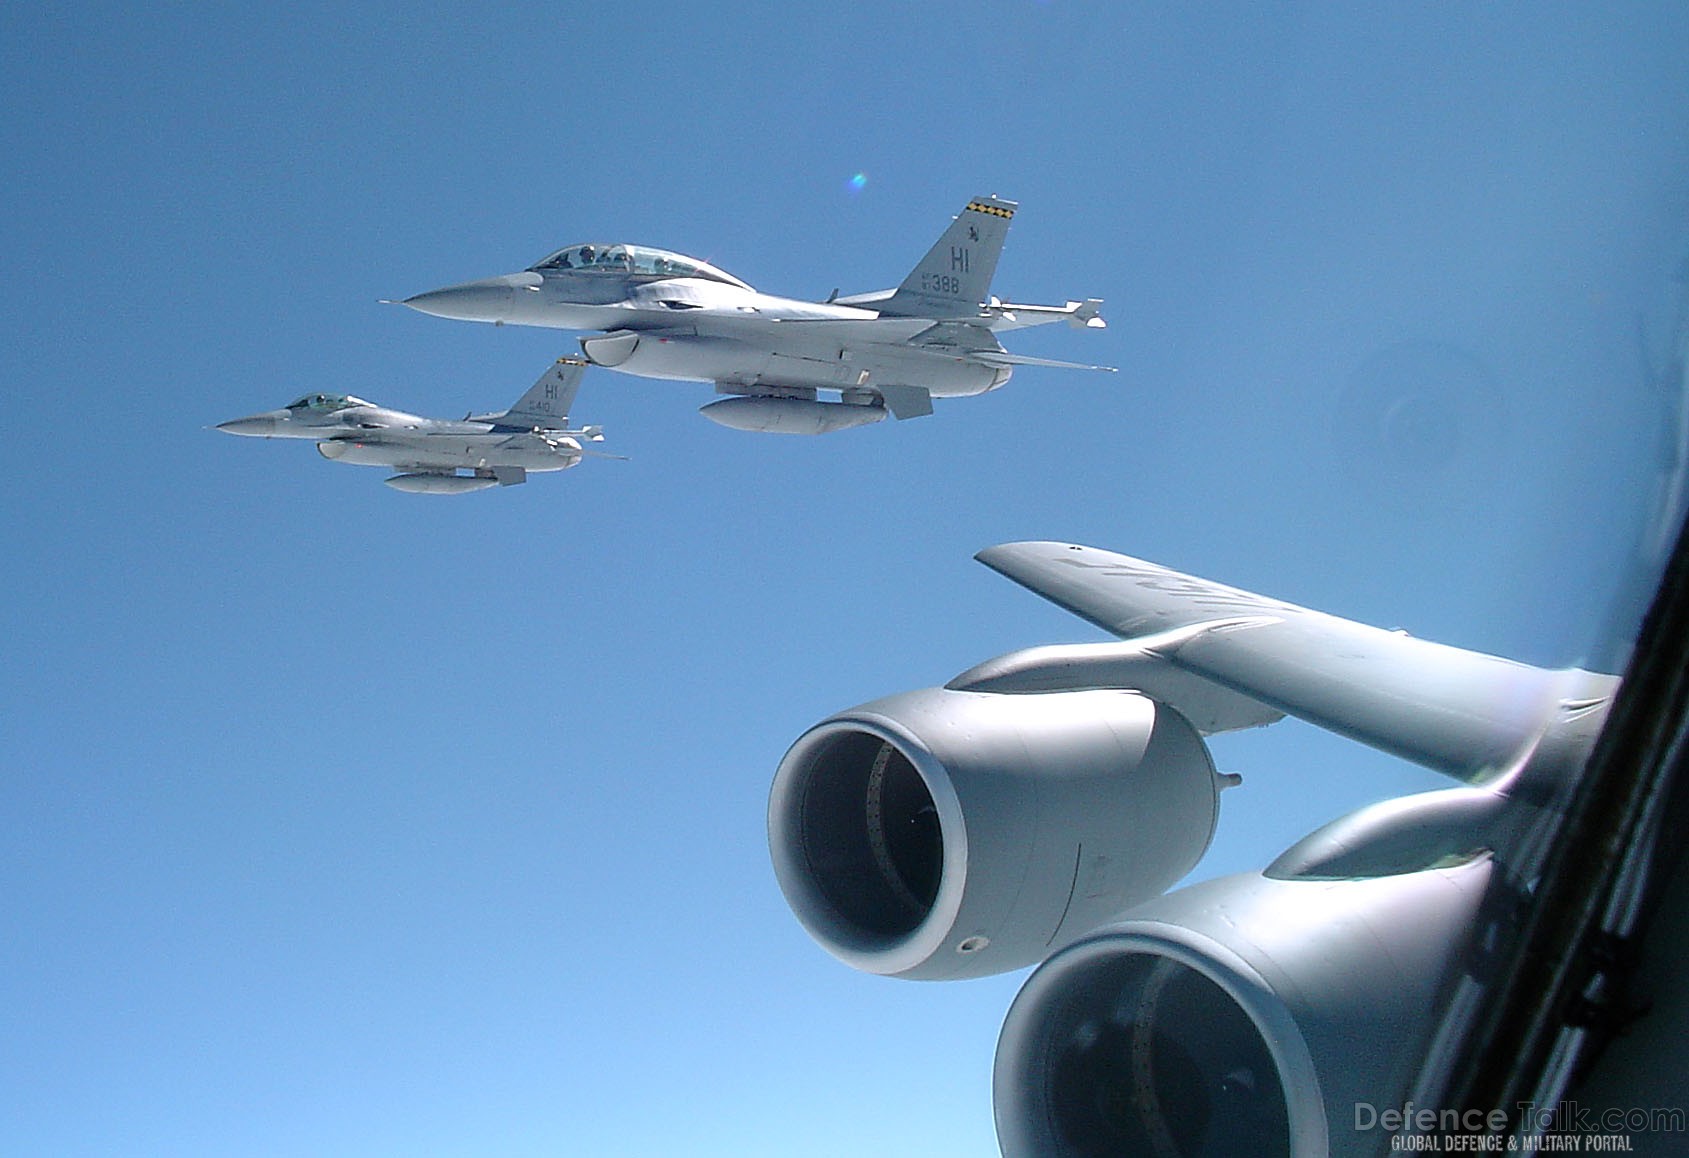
[792,730,942,942]
[1017,953,1290,1158]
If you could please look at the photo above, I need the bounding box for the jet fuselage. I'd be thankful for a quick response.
[404,271,1010,399]
[397,199,1109,432]
[217,360,602,491]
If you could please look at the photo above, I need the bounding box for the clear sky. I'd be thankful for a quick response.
[4,5,1688,1156]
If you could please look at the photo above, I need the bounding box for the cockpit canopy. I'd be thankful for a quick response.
[528,243,753,290]
[285,393,371,413]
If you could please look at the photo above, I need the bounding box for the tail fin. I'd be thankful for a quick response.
[503,358,586,427]
[876,195,1016,319]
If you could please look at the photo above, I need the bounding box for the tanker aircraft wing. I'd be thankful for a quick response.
[760,532,1669,1156]
[973,540,1617,784]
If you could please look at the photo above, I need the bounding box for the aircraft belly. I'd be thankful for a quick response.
[592,324,862,388]
[761,352,858,389]
[319,437,571,472]
[630,325,999,397]
[852,346,1003,398]
[715,317,1003,397]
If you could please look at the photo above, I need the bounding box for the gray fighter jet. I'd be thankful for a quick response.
[216,358,609,493]
[396,196,1112,434]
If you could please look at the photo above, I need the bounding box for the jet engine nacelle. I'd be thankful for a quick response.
[992,854,1495,1157]
[767,688,1224,981]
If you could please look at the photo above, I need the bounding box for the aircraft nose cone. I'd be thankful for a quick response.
[216,413,282,437]
[399,273,539,322]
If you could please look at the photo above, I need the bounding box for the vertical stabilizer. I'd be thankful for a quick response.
[503,358,586,427]
[876,196,1016,319]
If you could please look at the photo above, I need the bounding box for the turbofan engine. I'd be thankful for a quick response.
[992,835,1497,1157]
[767,687,1227,981]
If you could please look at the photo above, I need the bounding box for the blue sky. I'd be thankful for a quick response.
[4,5,1688,1155]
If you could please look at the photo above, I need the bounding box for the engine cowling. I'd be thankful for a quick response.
[992,854,1495,1157]
[767,688,1224,981]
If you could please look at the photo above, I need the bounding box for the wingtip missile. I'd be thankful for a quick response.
[1065,299,1107,330]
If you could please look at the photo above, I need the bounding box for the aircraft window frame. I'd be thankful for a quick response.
[529,243,753,290]
[284,393,362,413]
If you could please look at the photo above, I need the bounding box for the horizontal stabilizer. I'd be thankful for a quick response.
[976,541,1619,784]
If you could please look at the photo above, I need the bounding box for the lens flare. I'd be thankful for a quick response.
[847,172,868,193]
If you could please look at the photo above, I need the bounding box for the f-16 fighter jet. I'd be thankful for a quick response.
[396,196,1112,434]
[216,358,609,493]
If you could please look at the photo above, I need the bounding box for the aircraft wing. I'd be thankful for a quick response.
[766,316,946,343]
[767,317,1115,371]
[976,541,1617,783]
[968,350,1116,372]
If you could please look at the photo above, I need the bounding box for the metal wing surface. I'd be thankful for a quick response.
[766,317,1111,372]
[976,541,1617,783]
[763,316,943,343]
